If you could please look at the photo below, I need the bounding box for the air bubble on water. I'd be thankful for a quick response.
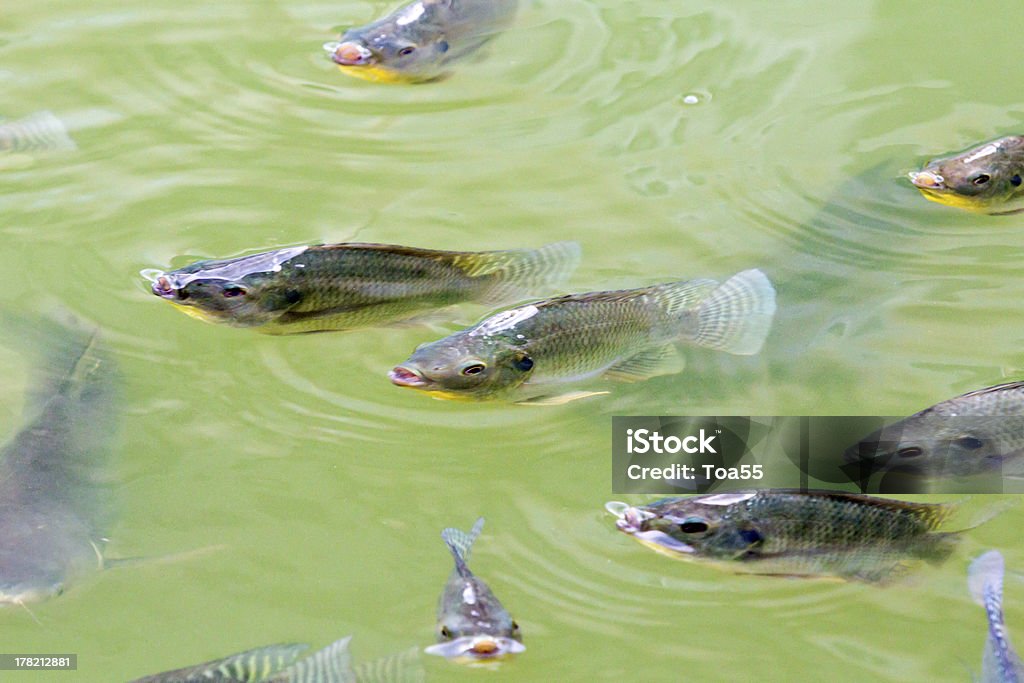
[683,95,699,105]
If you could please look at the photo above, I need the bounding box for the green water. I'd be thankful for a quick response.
[2,0,1024,680]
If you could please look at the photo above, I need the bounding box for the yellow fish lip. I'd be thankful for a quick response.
[168,301,221,325]
[914,185,991,212]
[333,63,418,84]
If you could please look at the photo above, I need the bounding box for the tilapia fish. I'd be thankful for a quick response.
[0,111,76,154]
[147,241,579,334]
[324,0,518,83]
[848,382,1024,479]
[425,518,524,660]
[390,269,776,403]
[0,318,115,606]
[909,135,1024,214]
[130,637,423,683]
[606,490,966,582]
[969,551,1024,683]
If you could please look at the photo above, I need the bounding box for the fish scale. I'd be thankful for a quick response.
[609,490,969,582]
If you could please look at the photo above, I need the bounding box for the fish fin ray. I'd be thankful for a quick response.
[691,269,777,355]
[0,111,76,153]
[451,241,580,305]
[968,550,1005,606]
[601,344,685,382]
[515,390,609,406]
[352,646,424,683]
[270,636,354,682]
[440,518,485,573]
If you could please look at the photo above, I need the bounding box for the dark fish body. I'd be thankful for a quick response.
[131,637,424,683]
[325,0,518,83]
[0,320,114,605]
[849,382,1024,479]
[607,490,958,582]
[910,136,1024,214]
[390,269,775,402]
[425,518,524,660]
[968,551,1024,683]
[0,111,76,154]
[149,241,579,334]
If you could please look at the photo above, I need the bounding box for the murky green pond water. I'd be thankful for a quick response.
[3,0,1024,680]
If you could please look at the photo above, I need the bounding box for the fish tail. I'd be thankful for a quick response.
[968,550,1005,607]
[455,242,581,305]
[440,517,485,576]
[690,269,777,355]
[273,636,352,683]
[352,646,424,683]
[0,111,76,153]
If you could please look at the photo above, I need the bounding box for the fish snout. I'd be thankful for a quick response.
[326,41,375,66]
[389,365,430,388]
[605,501,653,533]
[151,275,178,299]
[909,170,945,190]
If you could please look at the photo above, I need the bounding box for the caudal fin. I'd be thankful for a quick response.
[440,517,485,577]
[0,111,77,153]
[969,550,1005,606]
[692,269,777,355]
[454,242,581,305]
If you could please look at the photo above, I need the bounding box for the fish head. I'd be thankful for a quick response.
[606,493,764,560]
[425,577,523,661]
[326,7,453,84]
[910,136,1024,213]
[390,332,534,400]
[848,414,1012,478]
[145,249,307,327]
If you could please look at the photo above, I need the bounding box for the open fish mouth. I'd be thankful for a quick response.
[908,170,946,190]
[424,636,525,660]
[323,41,375,66]
[150,275,179,300]
[605,502,695,555]
[389,366,430,388]
[605,501,654,532]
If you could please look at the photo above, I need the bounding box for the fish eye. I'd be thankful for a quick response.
[513,354,534,372]
[1012,175,1022,187]
[398,46,416,56]
[440,626,452,639]
[461,362,486,376]
[971,173,991,186]
[678,517,709,534]
[512,621,520,632]
[222,286,247,298]
[954,436,985,450]
[897,446,923,458]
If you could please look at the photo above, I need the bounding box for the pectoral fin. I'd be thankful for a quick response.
[601,344,685,382]
[516,390,609,406]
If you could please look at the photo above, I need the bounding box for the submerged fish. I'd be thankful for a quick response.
[606,490,965,582]
[0,318,115,607]
[147,241,579,334]
[323,0,517,83]
[425,518,524,660]
[131,636,423,683]
[390,269,776,403]
[909,136,1024,214]
[848,382,1024,480]
[0,111,76,154]
[969,551,1024,683]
